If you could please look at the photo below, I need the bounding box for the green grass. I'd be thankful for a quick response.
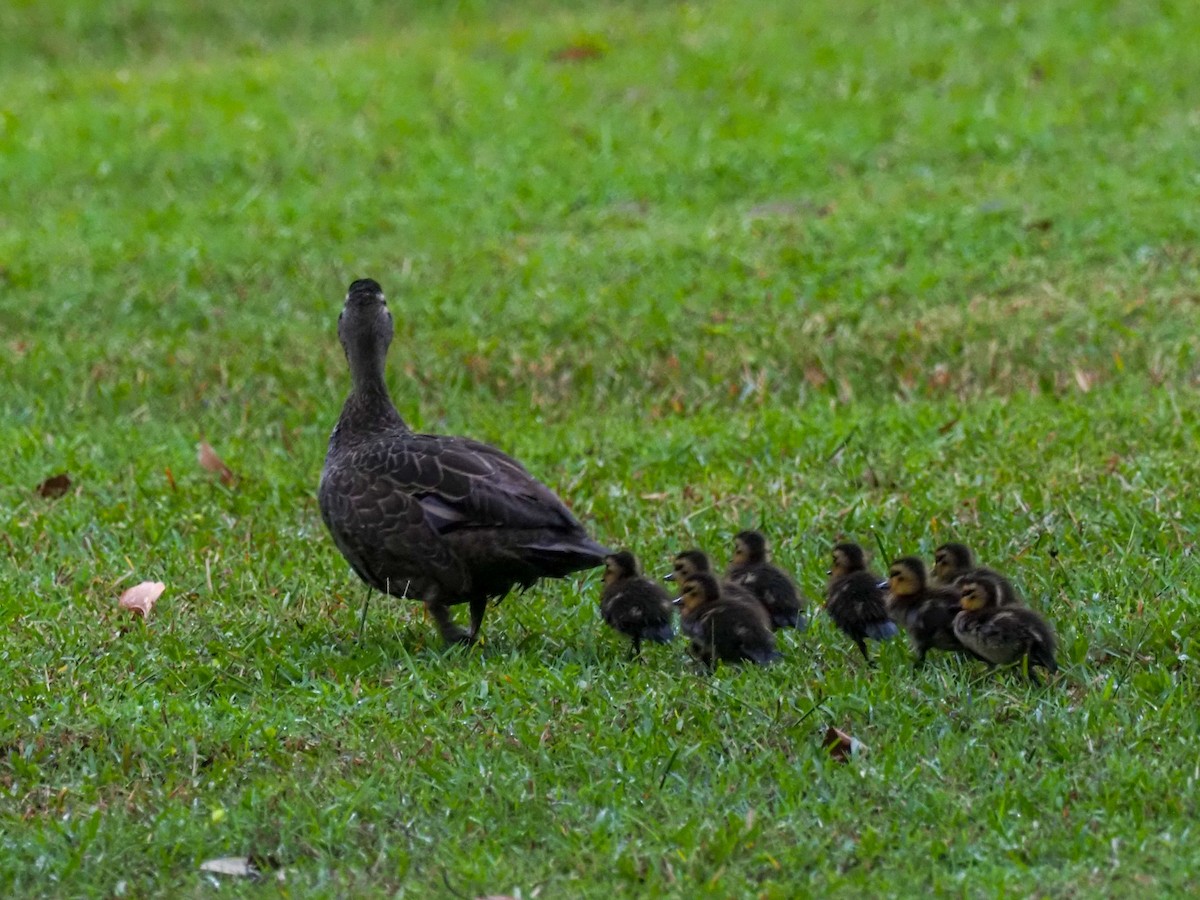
[3,0,1199,895]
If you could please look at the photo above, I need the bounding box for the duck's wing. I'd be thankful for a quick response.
[319,452,468,596]
[401,434,601,539]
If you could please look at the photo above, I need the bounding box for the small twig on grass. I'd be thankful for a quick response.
[441,869,470,900]
[704,681,827,730]
[356,584,371,642]
[825,425,859,464]
[658,744,683,790]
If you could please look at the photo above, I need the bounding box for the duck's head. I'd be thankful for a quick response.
[830,542,867,578]
[666,549,711,582]
[338,278,394,381]
[732,530,768,566]
[932,542,973,583]
[603,551,639,588]
[959,576,1002,612]
[673,572,721,615]
[885,556,927,597]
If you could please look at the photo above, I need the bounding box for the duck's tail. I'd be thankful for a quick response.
[865,620,900,641]
[746,646,783,665]
[772,610,806,630]
[641,623,676,644]
[522,534,613,575]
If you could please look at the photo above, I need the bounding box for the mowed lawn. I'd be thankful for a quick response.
[2,0,1199,895]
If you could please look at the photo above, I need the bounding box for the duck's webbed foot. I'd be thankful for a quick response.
[426,600,473,645]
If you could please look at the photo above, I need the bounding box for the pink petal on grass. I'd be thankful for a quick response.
[120,581,165,618]
[198,441,235,486]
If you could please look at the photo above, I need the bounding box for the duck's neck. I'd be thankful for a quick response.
[334,347,409,440]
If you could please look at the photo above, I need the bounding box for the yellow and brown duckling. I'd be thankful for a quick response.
[884,556,979,666]
[599,551,675,659]
[674,572,780,668]
[953,575,1058,684]
[825,542,899,665]
[931,542,1019,605]
[667,549,758,608]
[726,530,809,630]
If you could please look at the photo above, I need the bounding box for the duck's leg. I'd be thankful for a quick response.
[466,596,489,643]
[1022,655,1043,687]
[426,599,471,645]
[913,642,929,669]
[628,635,643,661]
[855,638,871,664]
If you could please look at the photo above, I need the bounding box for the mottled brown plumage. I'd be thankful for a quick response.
[666,549,757,608]
[319,278,610,645]
[824,542,898,665]
[726,530,808,630]
[884,556,977,666]
[600,551,675,658]
[954,575,1058,683]
[674,572,780,668]
[932,542,1019,604]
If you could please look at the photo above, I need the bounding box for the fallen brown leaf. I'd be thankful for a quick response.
[198,441,235,486]
[823,726,866,762]
[551,42,605,62]
[119,581,165,618]
[36,473,71,498]
[928,363,951,391]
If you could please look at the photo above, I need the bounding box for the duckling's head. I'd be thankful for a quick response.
[959,576,1003,611]
[932,542,973,582]
[886,557,928,597]
[339,278,394,382]
[830,542,867,578]
[603,551,639,588]
[667,549,712,582]
[732,530,768,566]
[673,572,722,616]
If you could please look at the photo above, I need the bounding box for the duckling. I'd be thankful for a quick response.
[824,542,899,665]
[674,572,780,668]
[953,575,1058,683]
[884,556,977,666]
[726,530,809,630]
[666,549,758,608]
[932,542,1019,605]
[599,551,675,659]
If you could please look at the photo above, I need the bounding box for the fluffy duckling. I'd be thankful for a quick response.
[726,530,809,630]
[954,575,1058,683]
[884,556,976,666]
[931,542,1019,605]
[599,551,675,659]
[825,542,899,665]
[674,572,780,668]
[667,549,758,608]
